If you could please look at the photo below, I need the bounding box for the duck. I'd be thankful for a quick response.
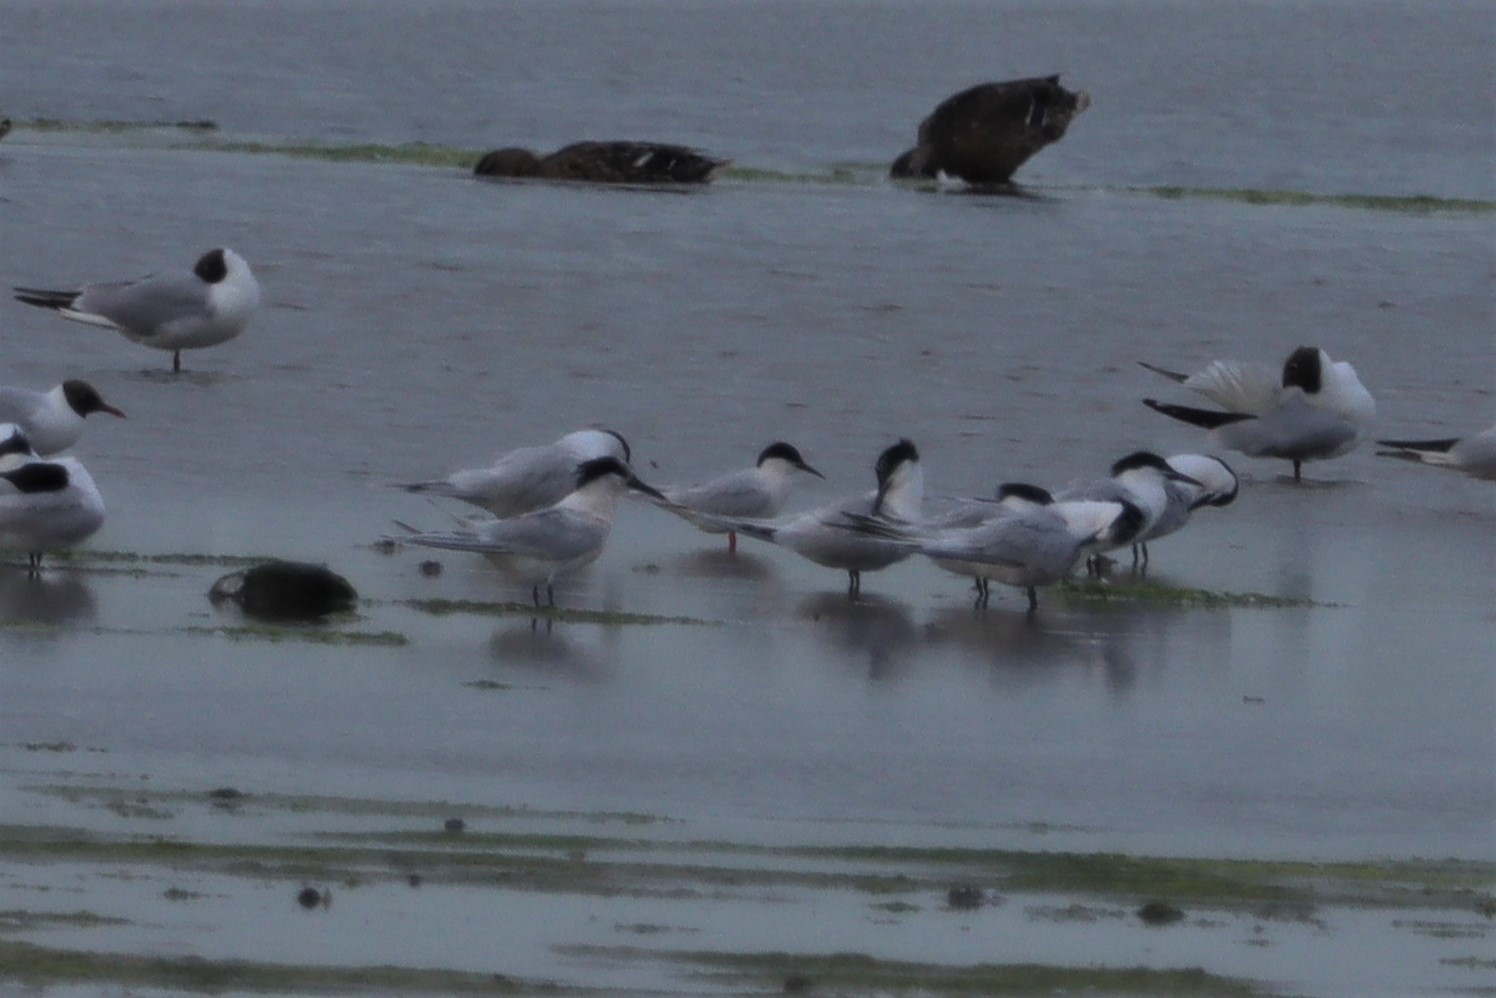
[890,75,1090,186]
[473,141,729,184]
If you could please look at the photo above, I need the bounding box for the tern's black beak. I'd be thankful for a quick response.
[799,460,826,480]
[1164,468,1203,488]
[626,474,668,503]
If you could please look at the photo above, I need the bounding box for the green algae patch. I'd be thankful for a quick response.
[178,624,408,647]
[57,549,274,568]
[399,598,717,627]
[562,947,1263,996]
[195,139,481,169]
[0,939,562,995]
[0,910,130,932]
[1057,578,1327,609]
[782,844,1495,911]
[1141,185,1494,214]
[17,117,219,134]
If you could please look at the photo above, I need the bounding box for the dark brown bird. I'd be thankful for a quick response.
[473,141,729,184]
[890,75,1090,186]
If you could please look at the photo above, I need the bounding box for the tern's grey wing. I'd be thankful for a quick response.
[1144,482,1196,541]
[1053,479,1125,505]
[924,512,1081,574]
[923,495,1008,531]
[476,508,607,560]
[666,468,769,518]
[410,508,605,560]
[75,271,209,336]
[426,447,578,516]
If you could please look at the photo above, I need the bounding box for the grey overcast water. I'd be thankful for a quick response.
[0,1,1492,995]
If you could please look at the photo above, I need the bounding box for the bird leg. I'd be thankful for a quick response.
[728,531,737,554]
[173,350,182,374]
[846,570,861,597]
[1025,586,1039,616]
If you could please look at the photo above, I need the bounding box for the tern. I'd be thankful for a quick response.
[694,439,923,595]
[1131,453,1239,566]
[398,428,631,519]
[1055,451,1203,568]
[846,492,1146,613]
[400,456,665,607]
[657,441,824,552]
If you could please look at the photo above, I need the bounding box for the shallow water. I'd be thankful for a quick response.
[0,1,1493,995]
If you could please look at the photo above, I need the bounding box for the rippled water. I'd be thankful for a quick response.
[0,1,1492,994]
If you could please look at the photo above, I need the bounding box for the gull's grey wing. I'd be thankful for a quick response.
[74,270,211,337]
[1218,398,1357,462]
[0,387,44,425]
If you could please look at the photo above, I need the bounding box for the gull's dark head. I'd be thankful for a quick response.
[194,248,229,284]
[62,379,126,420]
[0,423,35,460]
[1281,346,1325,394]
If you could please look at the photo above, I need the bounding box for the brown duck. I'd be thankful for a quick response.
[890,76,1090,186]
[473,141,729,184]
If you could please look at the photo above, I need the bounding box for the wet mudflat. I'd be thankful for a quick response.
[1,0,1493,994]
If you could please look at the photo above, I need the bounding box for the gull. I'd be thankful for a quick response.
[1141,345,1375,481]
[14,248,261,372]
[0,424,106,574]
[1376,425,1496,481]
[657,441,824,552]
[400,456,665,607]
[692,439,923,595]
[397,428,631,519]
[0,379,125,455]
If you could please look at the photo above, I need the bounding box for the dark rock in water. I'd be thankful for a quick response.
[297,886,330,910]
[474,141,729,184]
[443,817,466,834]
[209,561,358,620]
[890,75,1090,186]
[1137,899,1186,925]
[946,882,985,909]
